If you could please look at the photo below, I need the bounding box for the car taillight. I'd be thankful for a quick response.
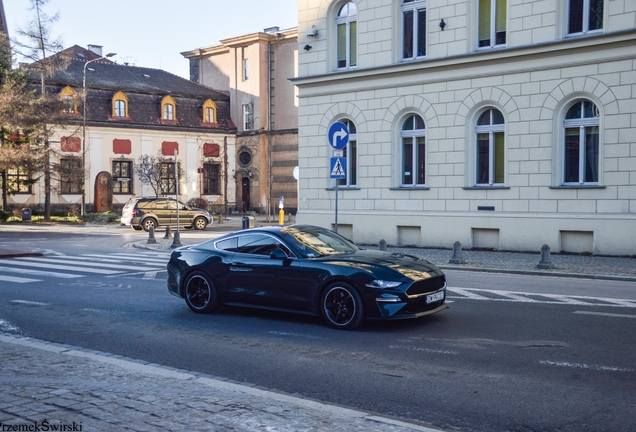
[132,209,137,216]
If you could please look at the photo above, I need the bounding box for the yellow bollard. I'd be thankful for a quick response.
[279,209,285,225]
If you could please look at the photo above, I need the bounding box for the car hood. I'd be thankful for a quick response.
[315,249,443,281]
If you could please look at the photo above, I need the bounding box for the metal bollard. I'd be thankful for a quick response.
[537,244,555,269]
[163,226,172,239]
[147,227,157,244]
[171,230,182,248]
[378,239,387,251]
[449,241,465,264]
[242,216,249,229]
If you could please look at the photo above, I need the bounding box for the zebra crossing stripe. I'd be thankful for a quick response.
[14,257,162,272]
[0,267,82,279]
[0,274,41,283]
[3,260,121,275]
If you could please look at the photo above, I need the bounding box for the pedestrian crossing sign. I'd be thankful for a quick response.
[330,157,346,179]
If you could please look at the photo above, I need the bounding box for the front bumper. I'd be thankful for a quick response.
[372,283,448,320]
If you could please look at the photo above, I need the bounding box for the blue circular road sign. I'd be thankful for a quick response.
[328,122,349,150]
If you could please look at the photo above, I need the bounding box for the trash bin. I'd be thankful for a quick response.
[241,216,255,229]
[21,208,32,221]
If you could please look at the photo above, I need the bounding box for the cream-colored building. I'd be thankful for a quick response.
[294,0,636,255]
[182,27,299,216]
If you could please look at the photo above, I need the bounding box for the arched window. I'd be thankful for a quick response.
[203,99,217,124]
[401,114,426,186]
[60,86,77,114]
[161,95,176,121]
[563,100,600,184]
[475,108,505,185]
[336,2,357,69]
[402,0,426,60]
[112,91,129,118]
[336,119,357,187]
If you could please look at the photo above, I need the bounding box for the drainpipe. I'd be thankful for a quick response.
[267,41,272,222]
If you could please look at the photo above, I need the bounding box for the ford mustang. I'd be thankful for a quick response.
[167,225,448,330]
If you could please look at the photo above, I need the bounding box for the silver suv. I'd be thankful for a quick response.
[121,197,212,231]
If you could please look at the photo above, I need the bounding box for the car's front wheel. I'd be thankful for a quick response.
[184,271,219,313]
[193,217,208,230]
[142,218,158,232]
[321,282,365,330]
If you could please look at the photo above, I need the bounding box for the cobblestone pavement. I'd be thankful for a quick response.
[0,334,439,432]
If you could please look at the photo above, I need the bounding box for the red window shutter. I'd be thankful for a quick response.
[203,143,220,157]
[113,139,132,154]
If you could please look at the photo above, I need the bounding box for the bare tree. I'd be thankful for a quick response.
[134,152,186,198]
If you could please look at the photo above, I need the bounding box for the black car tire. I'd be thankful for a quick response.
[193,217,208,230]
[321,282,365,330]
[142,218,158,232]
[184,271,219,314]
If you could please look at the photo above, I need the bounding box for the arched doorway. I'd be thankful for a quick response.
[241,177,250,213]
[94,171,113,213]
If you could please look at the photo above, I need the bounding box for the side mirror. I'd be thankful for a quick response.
[270,249,288,260]
[182,206,188,210]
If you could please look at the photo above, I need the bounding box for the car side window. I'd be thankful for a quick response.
[167,200,178,210]
[235,234,292,257]
[215,237,238,252]
[154,200,168,209]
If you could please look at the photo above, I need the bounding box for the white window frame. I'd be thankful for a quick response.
[567,0,604,36]
[243,104,252,131]
[400,114,426,186]
[401,0,427,61]
[477,0,506,49]
[562,101,600,185]
[475,109,505,186]
[335,2,357,70]
[243,58,249,81]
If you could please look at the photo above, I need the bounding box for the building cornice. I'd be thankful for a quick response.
[182,28,298,59]
[292,30,636,92]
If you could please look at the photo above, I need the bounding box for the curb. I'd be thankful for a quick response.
[0,333,442,432]
[438,265,636,282]
[0,251,44,259]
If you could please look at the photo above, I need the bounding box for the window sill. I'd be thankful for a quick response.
[158,119,179,125]
[326,186,360,191]
[108,115,132,121]
[550,185,606,189]
[463,186,510,190]
[389,186,430,191]
[201,122,219,127]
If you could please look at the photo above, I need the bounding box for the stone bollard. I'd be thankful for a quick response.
[163,226,172,239]
[171,229,182,248]
[147,227,157,244]
[378,239,387,251]
[537,244,555,269]
[449,241,465,264]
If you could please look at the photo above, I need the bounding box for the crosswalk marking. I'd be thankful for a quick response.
[0,251,170,284]
[448,287,636,309]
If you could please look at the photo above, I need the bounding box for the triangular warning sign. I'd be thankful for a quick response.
[331,159,345,176]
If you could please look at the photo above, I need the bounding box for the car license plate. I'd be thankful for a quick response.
[426,291,444,304]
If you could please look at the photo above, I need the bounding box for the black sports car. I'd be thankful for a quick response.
[167,225,448,330]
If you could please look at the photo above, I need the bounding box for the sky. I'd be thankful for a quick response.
[3,0,299,79]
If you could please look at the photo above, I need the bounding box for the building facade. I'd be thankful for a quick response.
[182,27,299,216]
[294,0,636,255]
[10,45,236,214]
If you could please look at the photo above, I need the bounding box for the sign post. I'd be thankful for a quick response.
[328,122,349,234]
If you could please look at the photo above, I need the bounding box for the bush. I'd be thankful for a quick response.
[187,197,209,210]
[80,212,120,224]
[0,209,9,222]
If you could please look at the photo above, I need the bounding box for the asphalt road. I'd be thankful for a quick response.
[1,228,635,431]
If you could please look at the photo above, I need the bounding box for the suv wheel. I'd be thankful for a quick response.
[142,218,158,232]
[193,217,208,230]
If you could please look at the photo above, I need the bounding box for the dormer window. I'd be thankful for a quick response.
[161,95,177,121]
[112,91,129,118]
[203,99,217,124]
[60,86,78,114]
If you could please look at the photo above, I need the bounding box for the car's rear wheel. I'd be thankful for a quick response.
[142,218,157,232]
[184,271,219,314]
[193,217,208,230]
[321,282,365,330]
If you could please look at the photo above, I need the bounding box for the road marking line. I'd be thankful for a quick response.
[2,260,121,275]
[14,257,162,272]
[0,275,41,283]
[143,271,158,280]
[0,267,83,279]
[539,360,633,372]
[389,345,459,355]
[9,300,50,306]
[573,311,636,319]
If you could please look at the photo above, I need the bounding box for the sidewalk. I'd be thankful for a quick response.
[0,333,439,432]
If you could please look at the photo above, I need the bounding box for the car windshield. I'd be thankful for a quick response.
[281,226,358,258]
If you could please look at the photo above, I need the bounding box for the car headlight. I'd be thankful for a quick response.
[365,280,402,289]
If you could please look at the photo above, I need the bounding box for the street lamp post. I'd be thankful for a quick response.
[81,52,116,216]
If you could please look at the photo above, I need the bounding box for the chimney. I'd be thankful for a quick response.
[263,27,280,34]
[87,44,103,56]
